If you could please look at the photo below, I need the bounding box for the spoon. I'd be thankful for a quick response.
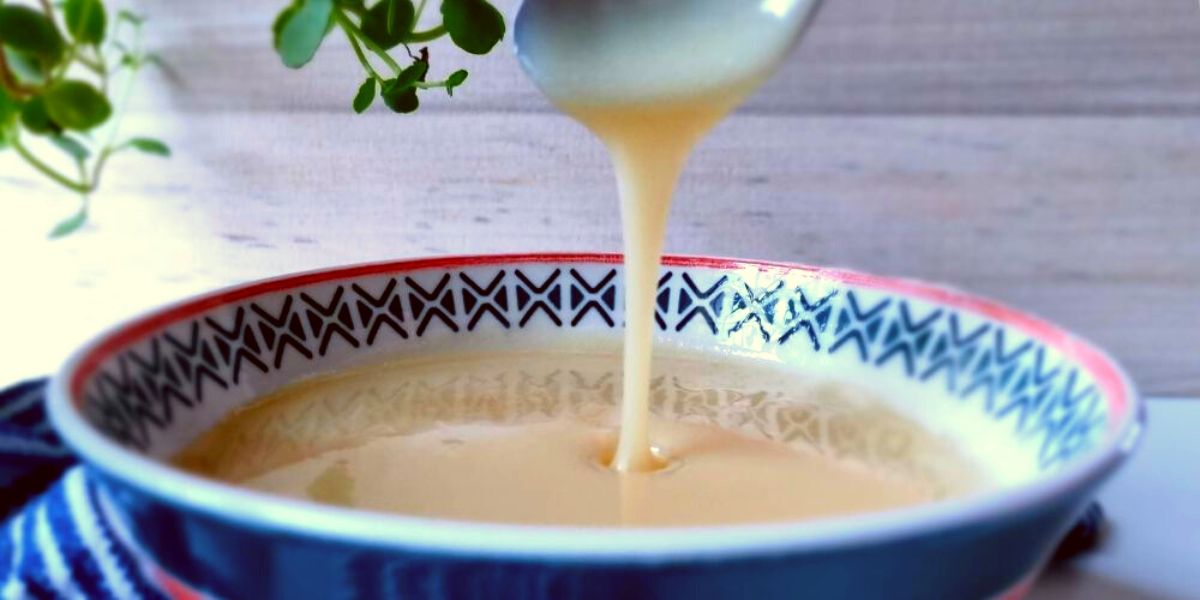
[513,0,825,106]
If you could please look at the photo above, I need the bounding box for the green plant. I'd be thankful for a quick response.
[273,0,504,114]
[0,0,168,237]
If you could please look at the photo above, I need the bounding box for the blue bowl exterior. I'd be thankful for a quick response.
[93,463,1107,600]
[55,256,1141,600]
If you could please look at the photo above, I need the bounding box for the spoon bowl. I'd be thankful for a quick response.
[514,0,825,105]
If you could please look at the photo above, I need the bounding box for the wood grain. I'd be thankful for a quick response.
[1,1,1198,394]
[0,7,1196,600]
[137,0,1200,116]
[3,111,1197,394]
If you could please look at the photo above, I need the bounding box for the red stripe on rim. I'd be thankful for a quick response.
[996,571,1038,600]
[148,561,205,600]
[67,253,1129,422]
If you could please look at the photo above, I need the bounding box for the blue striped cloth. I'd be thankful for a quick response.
[0,380,166,599]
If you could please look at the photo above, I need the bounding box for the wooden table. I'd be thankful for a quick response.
[0,0,1196,597]
[2,0,1198,395]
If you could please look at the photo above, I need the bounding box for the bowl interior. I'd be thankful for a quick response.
[62,254,1135,500]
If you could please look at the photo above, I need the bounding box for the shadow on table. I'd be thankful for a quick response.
[1031,564,1180,600]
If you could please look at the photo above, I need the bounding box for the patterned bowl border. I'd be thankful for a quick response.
[67,254,1131,417]
[49,253,1143,559]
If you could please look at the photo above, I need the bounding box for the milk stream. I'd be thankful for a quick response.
[515,0,824,471]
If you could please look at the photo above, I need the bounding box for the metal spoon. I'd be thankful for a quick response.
[514,0,825,105]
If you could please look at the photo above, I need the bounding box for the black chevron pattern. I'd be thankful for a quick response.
[77,265,1109,470]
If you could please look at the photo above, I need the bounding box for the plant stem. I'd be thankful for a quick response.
[406,25,445,43]
[89,146,114,192]
[413,0,428,22]
[90,28,143,192]
[55,43,78,80]
[75,161,91,213]
[92,46,110,94]
[10,135,91,193]
[334,11,402,75]
[76,52,104,73]
[90,69,139,191]
[339,18,382,80]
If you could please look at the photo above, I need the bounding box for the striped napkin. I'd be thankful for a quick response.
[0,379,1105,599]
[0,380,165,599]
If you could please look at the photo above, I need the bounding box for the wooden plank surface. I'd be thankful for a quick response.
[3,111,1198,394]
[140,0,1200,116]
[1,0,1198,394]
[0,5,1196,600]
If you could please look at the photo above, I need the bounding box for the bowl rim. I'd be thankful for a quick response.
[48,253,1145,561]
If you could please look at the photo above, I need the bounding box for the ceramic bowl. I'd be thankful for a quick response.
[48,254,1143,599]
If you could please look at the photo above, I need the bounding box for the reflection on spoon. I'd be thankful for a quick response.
[514,0,825,105]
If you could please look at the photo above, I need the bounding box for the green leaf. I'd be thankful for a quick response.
[441,0,504,55]
[360,0,414,50]
[352,77,376,113]
[0,6,65,62]
[127,137,170,157]
[380,60,426,114]
[20,96,60,135]
[49,207,88,238]
[0,86,17,125]
[117,9,144,27]
[3,47,49,85]
[64,0,107,45]
[0,94,17,145]
[43,80,112,131]
[445,69,467,96]
[275,0,333,68]
[381,78,418,113]
[395,60,428,89]
[272,2,300,50]
[51,134,90,163]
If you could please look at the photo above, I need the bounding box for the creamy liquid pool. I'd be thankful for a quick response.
[515,0,824,470]
[175,349,982,526]
[173,2,967,528]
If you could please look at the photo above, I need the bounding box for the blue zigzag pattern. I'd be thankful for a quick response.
[827,291,1104,469]
[79,268,1108,470]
